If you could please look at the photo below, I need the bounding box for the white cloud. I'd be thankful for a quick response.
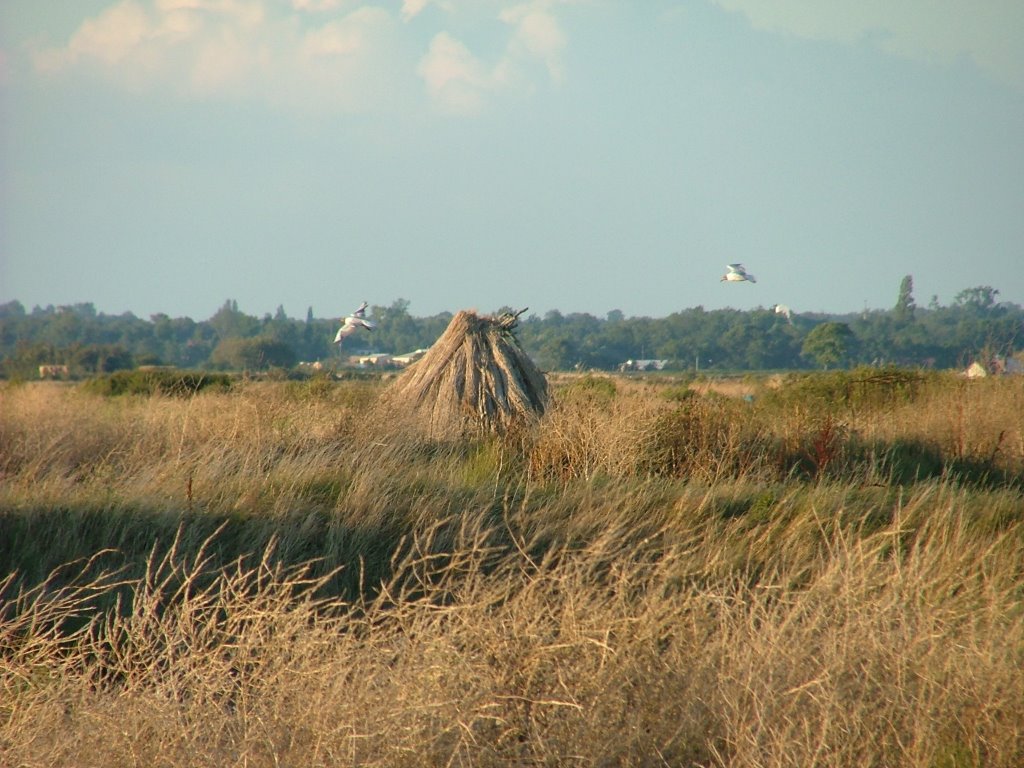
[289,7,403,112]
[713,0,1024,88]
[298,8,393,62]
[399,0,461,22]
[400,0,430,22]
[415,1,570,112]
[31,0,263,78]
[302,20,365,57]
[190,29,255,91]
[24,0,576,114]
[28,1,398,108]
[417,31,489,113]
[33,1,150,71]
[290,0,346,12]
[156,0,264,26]
[499,3,566,82]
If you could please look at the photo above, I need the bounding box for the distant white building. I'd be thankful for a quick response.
[392,348,430,365]
[961,356,1024,378]
[350,353,393,367]
[38,364,70,379]
[620,359,668,372]
[962,362,988,379]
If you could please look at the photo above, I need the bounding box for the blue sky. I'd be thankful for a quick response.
[2,0,1022,322]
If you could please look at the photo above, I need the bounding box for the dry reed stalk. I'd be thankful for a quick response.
[3,502,1023,767]
[382,310,548,438]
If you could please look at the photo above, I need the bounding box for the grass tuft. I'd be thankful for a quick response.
[1,373,1023,766]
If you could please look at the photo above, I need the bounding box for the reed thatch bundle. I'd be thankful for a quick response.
[384,309,548,437]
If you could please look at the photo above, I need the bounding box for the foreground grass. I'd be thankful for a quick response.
[1,373,1023,766]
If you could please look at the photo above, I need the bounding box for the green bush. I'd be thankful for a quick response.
[660,384,697,403]
[82,370,233,397]
[762,367,936,413]
[641,397,768,480]
[285,374,336,401]
[559,375,618,407]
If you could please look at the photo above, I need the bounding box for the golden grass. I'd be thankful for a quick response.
[1,374,1023,766]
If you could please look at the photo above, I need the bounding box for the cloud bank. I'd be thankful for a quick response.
[22,0,572,114]
[714,0,1024,88]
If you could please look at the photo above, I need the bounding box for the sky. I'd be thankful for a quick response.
[2,0,1023,323]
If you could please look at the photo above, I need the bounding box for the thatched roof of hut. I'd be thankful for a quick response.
[384,309,548,437]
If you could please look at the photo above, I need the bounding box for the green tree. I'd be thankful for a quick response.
[209,299,259,340]
[370,299,421,353]
[262,304,299,348]
[801,322,854,369]
[954,286,999,312]
[69,344,134,374]
[534,334,580,371]
[210,337,296,370]
[894,275,916,324]
[1,341,60,379]
[0,300,26,318]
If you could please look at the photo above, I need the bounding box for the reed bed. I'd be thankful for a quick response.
[383,309,548,438]
[1,372,1023,766]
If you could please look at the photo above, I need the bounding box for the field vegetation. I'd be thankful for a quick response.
[3,287,1021,375]
[1,369,1023,766]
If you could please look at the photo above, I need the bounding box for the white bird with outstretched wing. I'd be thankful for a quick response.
[333,301,374,344]
[721,263,756,283]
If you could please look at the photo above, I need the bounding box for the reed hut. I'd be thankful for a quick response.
[385,309,548,437]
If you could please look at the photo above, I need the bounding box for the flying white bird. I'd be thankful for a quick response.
[774,304,793,322]
[721,263,756,283]
[333,301,374,344]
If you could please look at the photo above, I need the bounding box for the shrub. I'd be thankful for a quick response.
[82,370,233,397]
[559,374,617,407]
[762,366,935,414]
[209,336,297,370]
[640,397,770,481]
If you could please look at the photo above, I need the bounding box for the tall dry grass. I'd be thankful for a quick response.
[1,373,1023,766]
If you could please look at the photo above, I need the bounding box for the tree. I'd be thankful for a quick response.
[1,341,59,379]
[0,300,26,318]
[954,286,999,312]
[69,344,133,374]
[371,299,422,353]
[894,275,916,324]
[210,337,296,370]
[801,322,854,369]
[544,309,565,327]
[263,304,299,348]
[209,299,259,340]
[3,288,1024,376]
[534,334,580,371]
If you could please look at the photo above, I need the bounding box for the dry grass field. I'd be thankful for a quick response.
[2,370,1023,767]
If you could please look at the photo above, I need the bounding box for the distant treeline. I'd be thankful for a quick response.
[1,281,1021,376]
